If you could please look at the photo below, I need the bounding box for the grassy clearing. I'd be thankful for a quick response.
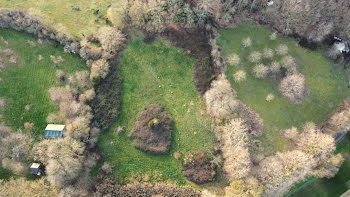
[217,21,350,154]
[0,28,86,139]
[288,133,350,197]
[98,34,217,185]
[0,0,115,39]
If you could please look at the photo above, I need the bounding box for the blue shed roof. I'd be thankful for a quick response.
[44,130,63,138]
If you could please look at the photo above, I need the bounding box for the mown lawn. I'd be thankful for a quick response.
[0,28,86,139]
[0,0,115,39]
[98,34,217,185]
[288,133,350,197]
[217,21,350,154]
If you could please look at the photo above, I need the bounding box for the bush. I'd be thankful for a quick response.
[90,59,110,83]
[106,0,129,29]
[224,178,263,197]
[283,127,298,141]
[269,61,281,74]
[91,66,123,130]
[296,127,335,161]
[219,118,252,181]
[93,175,201,197]
[263,48,274,59]
[265,93,274,102]
[204,75,239,121]
[257,150,309,187]
[0,131,32,162]
[130,104,173,154]
[1,158,27,175]
[280,55,297,75]
[321,97,350,136]
[48,87,73,103]
[44,138,85,188]
[69,71,91,91]
[182,151,216,184]
[270,32,277,40]
[97,27,126,58]
[249,51,262,63]
[242,37,252,48]
[55,70,67,83]
[101,162,113,175]
[66,120,89,140]
[276,44,288,56]
[233,70,246,82]
[0,178,59,196]
[253,64,269,79]
[79,89,95,103]
[279,74,306,104]
[227,53,240,66]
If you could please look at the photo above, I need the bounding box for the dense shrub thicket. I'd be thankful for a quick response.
[257,123,338,196]
[91,65,123,131]
[218,118,252,181]
[0,125,32,176]
[182,151,216,184]
[129,104,173,154]
[93,175,201,197]
[258,0,350,45]
[0,178,59,196]
[322,97,350,136]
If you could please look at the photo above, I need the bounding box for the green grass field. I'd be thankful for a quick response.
[217,22,350,154]
[98,34,218,185]
[0,28,86,139]
[288,133,350,197]
[0,0,115,39]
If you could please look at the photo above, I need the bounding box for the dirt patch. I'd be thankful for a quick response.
[182,151,216,184]
[129,104,173,154]
[144,25,219,95]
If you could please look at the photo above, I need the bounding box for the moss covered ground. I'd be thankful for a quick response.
[217,21,350,154]
[98,34,218,185]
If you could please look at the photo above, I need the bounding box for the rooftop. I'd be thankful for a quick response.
[45,124,65,131]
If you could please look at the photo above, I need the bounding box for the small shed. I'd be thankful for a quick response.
[44,124,65,139]
[30,163,42,176]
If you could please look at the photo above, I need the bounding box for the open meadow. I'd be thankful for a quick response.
[98,34,219,185]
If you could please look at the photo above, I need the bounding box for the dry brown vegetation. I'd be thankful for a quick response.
[256,124,337,196]
[93,175,201,197]
[204,75,239,121]
[129,104,173,154]
[0,178,59,196]
[182,151,216,184]
[258,0,350,45]
[322,97,350,136]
